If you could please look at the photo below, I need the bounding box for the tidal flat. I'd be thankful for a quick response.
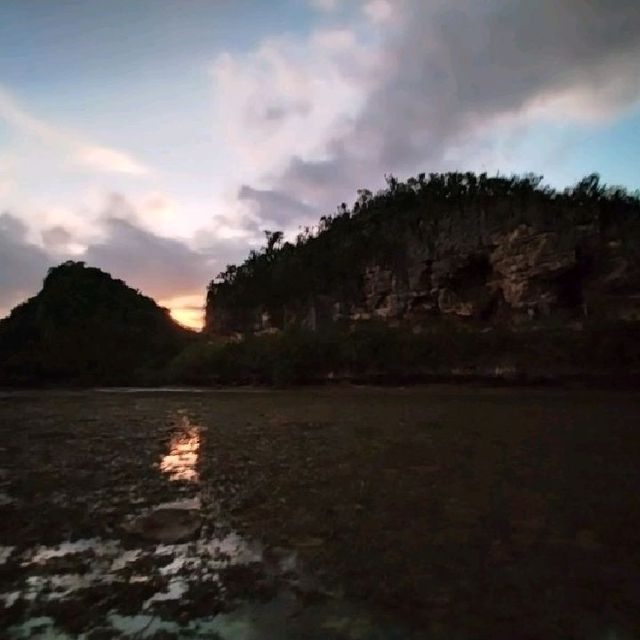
[1,386,639,639]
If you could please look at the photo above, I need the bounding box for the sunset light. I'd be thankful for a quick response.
[161,294,205,331]
[2,2,640,637]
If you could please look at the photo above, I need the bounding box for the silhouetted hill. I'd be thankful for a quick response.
[0,261,194,385]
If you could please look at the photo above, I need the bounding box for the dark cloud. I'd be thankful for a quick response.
[238,184,316,227]
[83,216,214,300]
[0,196,246,317]
[42,225,72,248]
[262,101,312,123]
[79,194,255,301]
[242,0,640,225]
[0,213,51,312]
[354,0,640,169]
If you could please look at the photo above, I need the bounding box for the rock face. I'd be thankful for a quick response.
[207,203,640,335]
[337,226,580,325]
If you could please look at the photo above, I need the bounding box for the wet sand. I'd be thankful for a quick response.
[1,386,639,639]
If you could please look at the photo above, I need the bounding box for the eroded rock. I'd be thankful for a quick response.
[207,205,639,332]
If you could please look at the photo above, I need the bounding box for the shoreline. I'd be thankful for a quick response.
[2,368,639,392]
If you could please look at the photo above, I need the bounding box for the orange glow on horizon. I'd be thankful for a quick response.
[161,294,205,331]
[169,307,204,331]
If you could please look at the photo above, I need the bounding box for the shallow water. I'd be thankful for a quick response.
[1,387,639,639]
[1,398,412,639]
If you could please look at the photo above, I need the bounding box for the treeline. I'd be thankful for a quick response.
[167,319,640,386]
[207,172,640,330]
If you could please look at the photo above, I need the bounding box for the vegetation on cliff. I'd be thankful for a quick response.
[166,320,640,386]
[207,172,640,333]
[0,261,194,385]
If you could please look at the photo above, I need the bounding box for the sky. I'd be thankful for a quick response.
[1,0,640,329]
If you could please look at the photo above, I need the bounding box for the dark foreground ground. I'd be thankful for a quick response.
[0,386,639,639]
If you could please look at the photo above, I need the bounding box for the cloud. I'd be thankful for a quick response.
[0,195,254,324]
[343,0,640,170]
[0,85,150,176]
[0,174,14,198]
[76,146,149,176]
[83,218,213,301]
[309,0,341,11]
[362,0,395,24]
[238,185,316,228]
[41,225,73,249]
[0,213,51,312]
[0,153,17,197]
[0,176,12,198]
[210,30,371,178]
[4,0,640,324]
[232,0,640,229]
[79,200,256,323]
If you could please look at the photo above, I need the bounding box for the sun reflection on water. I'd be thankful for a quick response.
[159,415,201,482]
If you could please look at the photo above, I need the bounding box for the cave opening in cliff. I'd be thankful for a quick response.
[557,251,592,313]
[452,254,492,291]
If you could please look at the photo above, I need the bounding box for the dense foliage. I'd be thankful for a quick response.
[208,172,640,330]
[0,261,194,385]
[166,319,640,387]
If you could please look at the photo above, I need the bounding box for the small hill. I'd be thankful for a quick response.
[0,261,194,385]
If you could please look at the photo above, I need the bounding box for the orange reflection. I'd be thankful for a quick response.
[159,416,200,482]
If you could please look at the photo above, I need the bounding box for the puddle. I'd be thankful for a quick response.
[3,410,286,636]
[157,496,201,510]
[2,529,333,640]
[143,576,189,608]
[3,530,277,617]
[1,409,416,639]
[0,545,16,564]
[110,549,142,571]
[28,538,116,564]
[153,531,266,574]
[0,491,14,506]
[159,415,201,482]
[10,592,414,640]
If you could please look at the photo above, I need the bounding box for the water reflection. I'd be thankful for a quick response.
[3,532,280,638]
[3,409,416,640]
[159,415,201,482]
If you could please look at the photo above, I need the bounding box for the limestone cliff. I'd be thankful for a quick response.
[334,223,638,327]
[206,173,640,336]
